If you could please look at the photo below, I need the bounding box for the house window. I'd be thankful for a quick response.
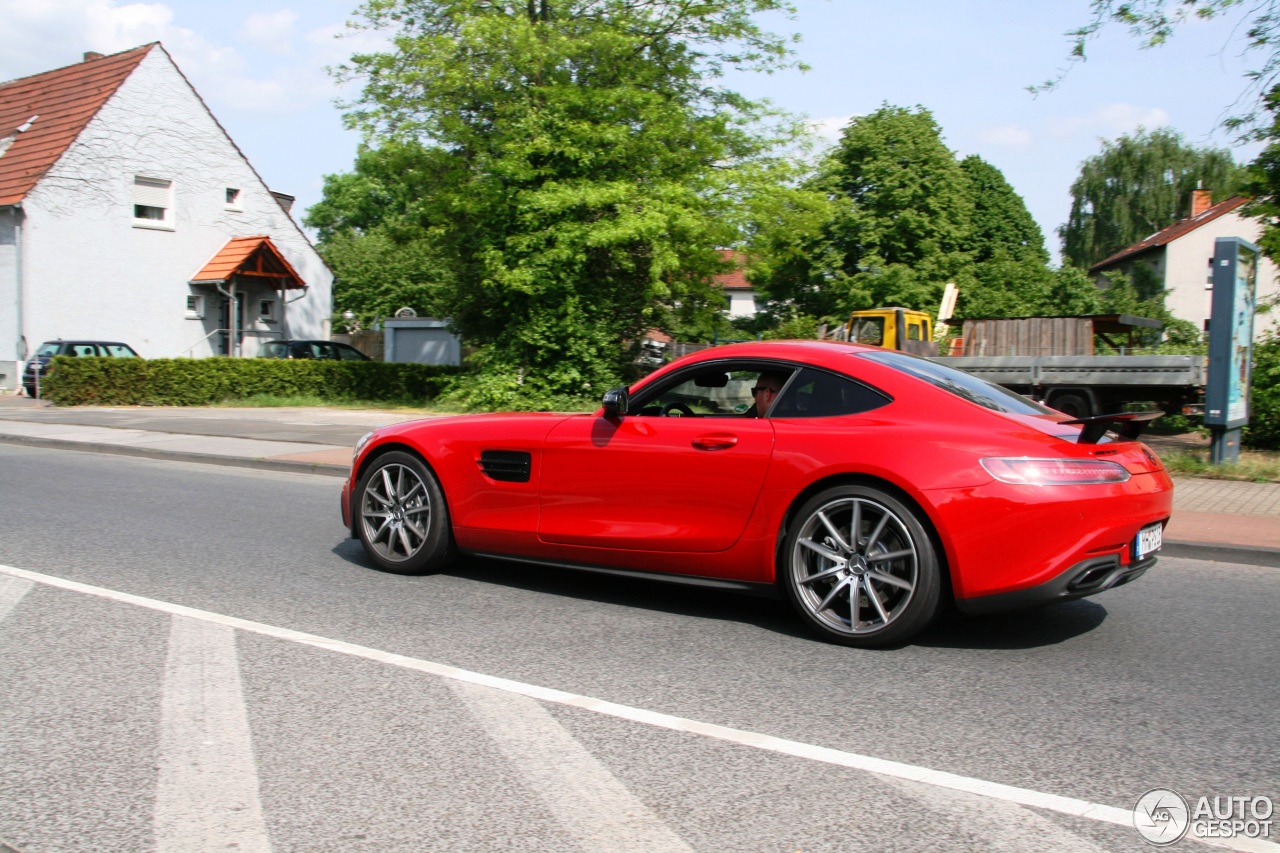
[259,299,276,321]
[186,294,205,319]
[133,176,173,229]
[225,187,242,210]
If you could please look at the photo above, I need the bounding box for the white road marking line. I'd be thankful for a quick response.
[3,563,1274,853]
[154,616,271,853]
[879,775,1115,852]
[0,575,33,622]
[450,680,694,852]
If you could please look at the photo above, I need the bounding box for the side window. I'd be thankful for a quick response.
[771,367,891,418]
[633,367,780,417]
[850,317,884,346]
[102,345,136,357]
[71,344,98,357]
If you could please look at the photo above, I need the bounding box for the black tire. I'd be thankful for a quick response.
[354,451,456,575]
[1050,393,1091,419]
[781,485,942,647]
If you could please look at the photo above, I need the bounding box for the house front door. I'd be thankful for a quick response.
[217,296,245,356]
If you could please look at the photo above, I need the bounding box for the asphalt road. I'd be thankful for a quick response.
[1,444,1276,853]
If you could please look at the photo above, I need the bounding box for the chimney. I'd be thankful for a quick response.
[1191,188,1213,218]
[271,191,295,213]
[83,51,104,62]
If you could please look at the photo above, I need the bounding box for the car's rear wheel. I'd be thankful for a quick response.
[783,485,941,647]
[355,451,455,575]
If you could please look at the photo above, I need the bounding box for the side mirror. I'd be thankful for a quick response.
[602,386,629,418]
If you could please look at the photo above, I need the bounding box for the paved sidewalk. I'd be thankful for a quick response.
[1,397,1277,567]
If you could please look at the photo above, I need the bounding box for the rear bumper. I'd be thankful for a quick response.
[955,552,1156,615]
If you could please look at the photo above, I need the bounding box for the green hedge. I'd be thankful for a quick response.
[1244,332,1280,451]
[41,356,461,406]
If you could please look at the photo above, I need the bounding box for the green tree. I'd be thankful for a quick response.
[961,155,1049,266]
[1243,87,1280,271]
[955,154,1056,319]
[825,105,974,311]
[336,0,802,408]
[740,179,842,322]
[750,105,975,323]
[1059,128,1246,269]
[1245,330,1280,449]
[305,141,460,323]
[1045,264,1105,316]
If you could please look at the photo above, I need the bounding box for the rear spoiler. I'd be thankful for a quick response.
[1062,411,1163,445]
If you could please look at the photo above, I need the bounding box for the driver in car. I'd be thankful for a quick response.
[746,371,787,417]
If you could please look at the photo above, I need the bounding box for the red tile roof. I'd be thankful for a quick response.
[714,248,752,290]
[0,45,154,207]
[192,236,307,289]
[1089,196,1250,272]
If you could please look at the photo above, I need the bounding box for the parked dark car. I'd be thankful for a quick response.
[258,340,371,361]
[23,340,141,398]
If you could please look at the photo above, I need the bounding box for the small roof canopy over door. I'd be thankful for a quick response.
[190,235,306,290]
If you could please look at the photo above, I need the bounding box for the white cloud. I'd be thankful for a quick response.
[0,0,242,82]
[0,0,362,116]
[810,114,852,145]
[1048,103,1172,139]
[978,124,1034,151]
[0,0,164,78]
[239,9,298,54]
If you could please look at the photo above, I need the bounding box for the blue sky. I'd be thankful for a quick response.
[0,0,1265,261]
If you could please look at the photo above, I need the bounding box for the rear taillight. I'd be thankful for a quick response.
[980,457,1131,486]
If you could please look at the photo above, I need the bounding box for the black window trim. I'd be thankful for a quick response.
[629,357,892,417]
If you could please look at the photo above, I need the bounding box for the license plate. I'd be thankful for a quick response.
[1134,523,1163,559]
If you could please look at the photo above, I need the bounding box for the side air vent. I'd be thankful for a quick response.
[479,450,531,483]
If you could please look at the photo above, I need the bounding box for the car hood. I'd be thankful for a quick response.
[369,410,586,440]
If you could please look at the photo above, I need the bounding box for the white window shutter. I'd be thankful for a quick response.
[133,176,171,207]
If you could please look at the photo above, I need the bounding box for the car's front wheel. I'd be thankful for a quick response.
[782,485,942,647]
[354,451,455,575]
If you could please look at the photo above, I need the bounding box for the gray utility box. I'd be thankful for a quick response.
[384,318,461,366]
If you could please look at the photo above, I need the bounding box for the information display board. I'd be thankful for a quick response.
[1205,237,1258,430]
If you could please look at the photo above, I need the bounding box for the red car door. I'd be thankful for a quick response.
[537,414,775,553]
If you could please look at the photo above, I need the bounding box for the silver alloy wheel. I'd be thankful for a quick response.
[359,462,433,563]
[790,495,919,636]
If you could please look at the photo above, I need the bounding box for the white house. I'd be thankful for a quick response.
[0,43,333,390]
[1089,190,1278,339]
[715,249,758,318]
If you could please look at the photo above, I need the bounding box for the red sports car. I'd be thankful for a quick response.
[341,340,1172,647]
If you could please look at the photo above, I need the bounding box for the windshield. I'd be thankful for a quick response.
[860,350,1055,415]
[35,343,60,357]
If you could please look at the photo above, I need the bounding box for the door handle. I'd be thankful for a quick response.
[692,434,738,451]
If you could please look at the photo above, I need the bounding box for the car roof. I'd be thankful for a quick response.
[675,339,879,366]
[42,340,135,347]
[274,340,351,345]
